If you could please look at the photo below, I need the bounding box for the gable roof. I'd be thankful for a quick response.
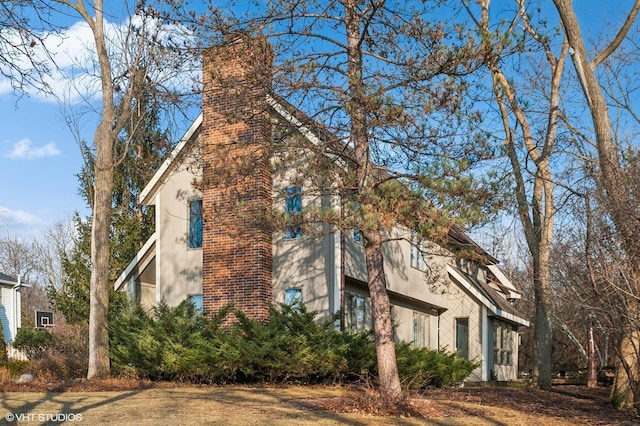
[139,114,203,206]
[0,272,18,287]
[447,265,529,327]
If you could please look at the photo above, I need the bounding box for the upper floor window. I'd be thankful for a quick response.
[410,230,427,271]
[189,199,203,249]
[284,186,302,239]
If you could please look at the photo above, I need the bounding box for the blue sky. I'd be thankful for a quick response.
[0,95,86,236]
[0,1,632,238]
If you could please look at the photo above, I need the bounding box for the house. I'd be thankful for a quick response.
[0,272,23,358]
[115,36,529,382]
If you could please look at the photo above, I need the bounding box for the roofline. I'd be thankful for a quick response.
[447,265,529,327]
[114,233,157,291]
[487,264,521,299]
[139,114,203,205]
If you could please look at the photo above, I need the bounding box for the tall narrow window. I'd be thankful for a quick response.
[412,312,430,348]
[493,320,514,365]
[456,318,469,359]
[346,293,369,333]
[188,199,203,249]
[410,230,427,271]
[284,186,302,239]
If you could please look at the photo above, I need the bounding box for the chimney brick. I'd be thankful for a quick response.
[201,35,274,321]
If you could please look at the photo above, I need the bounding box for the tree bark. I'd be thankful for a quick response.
[342,0,402,400]
[364,232,402,400]
[553,0,640,408]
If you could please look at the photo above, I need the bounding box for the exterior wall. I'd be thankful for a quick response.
[0,286,18,343]
[272,227,336,322]
[155,154,203,307]
[437,284,484,381]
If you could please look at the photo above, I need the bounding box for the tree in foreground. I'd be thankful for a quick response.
[552,0,640,409]
[44,0,196,378]
[173,0,501,399]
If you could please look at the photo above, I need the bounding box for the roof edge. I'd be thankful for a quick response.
[139,113,203,205]
[114,233,157,291]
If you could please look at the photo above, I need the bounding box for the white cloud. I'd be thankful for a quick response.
[0,205,42,227]
[4,139,61,160]
[0,13,200,105]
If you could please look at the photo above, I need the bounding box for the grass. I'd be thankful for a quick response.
[0,384,634,425]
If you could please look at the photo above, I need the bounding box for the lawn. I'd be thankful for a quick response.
[0,382,635,425]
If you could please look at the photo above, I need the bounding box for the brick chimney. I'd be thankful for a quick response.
[201,34,274,321]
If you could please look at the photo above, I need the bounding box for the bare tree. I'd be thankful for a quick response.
[553,0,640,409]
[49,0,197,378]
[464,0,570,389]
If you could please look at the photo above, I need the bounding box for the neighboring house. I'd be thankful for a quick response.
[0,272,23,358]
[115,36,529,382]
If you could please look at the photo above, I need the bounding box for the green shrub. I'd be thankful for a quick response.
[109,300,478,388]
[396,343,480,389]
[0,361,29,377]
[13,328,53,360]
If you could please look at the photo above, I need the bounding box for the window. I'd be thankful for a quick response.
[188,199,203,249]
[346,293,370,333]
[188,294,204,314]
[456,318,469,359]
[284,186,302,239]
[493,320,513,365]
[412,312,430,348]
[284,288,302,305]
[410,230,427,271]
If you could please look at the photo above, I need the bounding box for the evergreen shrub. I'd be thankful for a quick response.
[13,328,53,360]
[109,299,477,387]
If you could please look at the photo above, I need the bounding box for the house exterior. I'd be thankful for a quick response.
[115,36,528,382]
[0,272,23,358]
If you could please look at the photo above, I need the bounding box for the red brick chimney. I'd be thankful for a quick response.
[201,34,274,321]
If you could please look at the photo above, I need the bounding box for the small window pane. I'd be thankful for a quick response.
[284,288,302,305]
[188,294,203,314]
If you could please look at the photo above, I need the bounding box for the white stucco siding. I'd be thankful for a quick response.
[155,158,203,307]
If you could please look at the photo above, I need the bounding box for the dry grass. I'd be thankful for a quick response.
[0,382,637,425]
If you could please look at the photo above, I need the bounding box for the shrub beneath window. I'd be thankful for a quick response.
[109,299,478,387]
[395,343,480,389]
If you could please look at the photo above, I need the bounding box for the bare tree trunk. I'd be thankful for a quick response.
[553,0,640,408]
[473,0,564,389]
[532,258,553,389]
[587,317,598,388]
[87,121,114,378]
